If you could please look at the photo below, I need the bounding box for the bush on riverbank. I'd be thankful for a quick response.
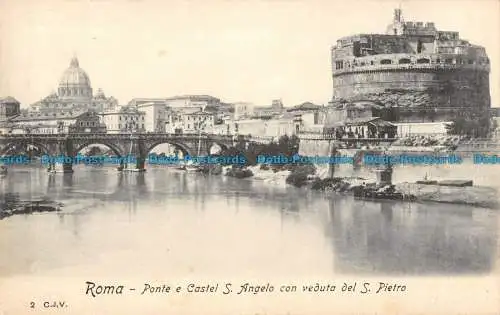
[225,166,254,179]
[285,164,316,187]
[311,177,350,192]
[259,163,296,173]
[197,164,223,175]
[219,134,300,167]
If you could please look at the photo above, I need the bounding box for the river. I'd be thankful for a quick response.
[0,163,498,280]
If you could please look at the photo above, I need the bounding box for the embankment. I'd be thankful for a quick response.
[223,164,499,209]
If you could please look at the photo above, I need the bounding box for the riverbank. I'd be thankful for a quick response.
[394,182,499,208]
[0,193,62,219]
[222,164,499,209]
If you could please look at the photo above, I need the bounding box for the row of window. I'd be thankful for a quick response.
[186,116,214,121]
[45,103,98,107]
[334,57,489,69]
[335,58,489,70]
[59,88,91,96]
[118,116,145,121]
[78,121,100,127]
[108,123,146,130]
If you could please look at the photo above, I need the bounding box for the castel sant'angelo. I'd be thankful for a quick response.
[330,8,491,122]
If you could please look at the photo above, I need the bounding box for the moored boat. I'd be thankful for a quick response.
[184,160,201,172]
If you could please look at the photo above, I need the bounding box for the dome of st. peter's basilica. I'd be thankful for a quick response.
[57,57,93,99]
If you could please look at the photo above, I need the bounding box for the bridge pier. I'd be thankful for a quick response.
[328,144,348,178]
[122,136,147,172]
[47,139,74,174]
[375,164,393,186]
[328,145,338,179]
[48,162,74,173]
[122,159,146,172]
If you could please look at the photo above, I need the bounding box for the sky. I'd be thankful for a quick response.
[1,0,499,108]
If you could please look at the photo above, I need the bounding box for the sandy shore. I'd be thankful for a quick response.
[395,182,499,208]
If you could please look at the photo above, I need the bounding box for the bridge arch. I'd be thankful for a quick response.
[73,142,124,157]
[0,141,52,157]
[145,141,194,158]
[207,140,230,154]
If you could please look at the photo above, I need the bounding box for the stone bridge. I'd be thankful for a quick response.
[0,133,240,172]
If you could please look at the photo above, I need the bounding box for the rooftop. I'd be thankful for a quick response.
[287,102,322,112]
[10,110,96,121]
[164,95,220,101]
[325,117,395,127]
[0,96,20,104]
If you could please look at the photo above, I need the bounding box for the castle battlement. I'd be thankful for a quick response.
[330,8,491,121]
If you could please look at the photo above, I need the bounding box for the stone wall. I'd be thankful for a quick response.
[298,138,334,157]
[332,69,491,117]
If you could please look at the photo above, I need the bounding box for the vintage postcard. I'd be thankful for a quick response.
[0,0,499,314]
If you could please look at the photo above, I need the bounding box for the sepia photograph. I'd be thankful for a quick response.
[0,0,499,314]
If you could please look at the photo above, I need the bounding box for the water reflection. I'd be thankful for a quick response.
[0,167,498,277]
[326,199,497,275]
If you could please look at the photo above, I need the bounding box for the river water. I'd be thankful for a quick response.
[0,162,498,280]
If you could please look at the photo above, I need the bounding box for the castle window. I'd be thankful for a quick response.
[417,58,430,64]
[398,58,411,64]
[445,58,453,64]
[468,60,474,64]
[380,59,392,65]
[417,39,423,53]
[370,61,374,65]
[436,58,441,63]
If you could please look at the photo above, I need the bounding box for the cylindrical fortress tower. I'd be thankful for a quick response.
[331,9,491,122]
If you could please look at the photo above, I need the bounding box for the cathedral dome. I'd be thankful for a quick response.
[57,57,93,99]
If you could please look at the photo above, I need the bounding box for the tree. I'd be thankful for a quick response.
[86,146,103,157]
[446,112,492,138]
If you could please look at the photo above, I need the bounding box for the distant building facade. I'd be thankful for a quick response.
[252,99,285,118]
[164,95,220,109]
[181,111,215,133]
[100,106,146,134]
[0,97,21,121]
[0,97,21,134]
[393,121,450,136]
[137,102,166,132]
[9,110,106,134]
[233,102,254,119]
